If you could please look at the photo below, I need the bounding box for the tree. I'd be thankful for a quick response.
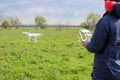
[80,22,88,29]
[0,16,21,28]
[86,12,101,30]
[80,12,101,30]
[10,17,21,28]
[2,16,21,29]
[0,16,3,24]
[0,16,3,28]
[1,20,10,29]
[35,16,47,29]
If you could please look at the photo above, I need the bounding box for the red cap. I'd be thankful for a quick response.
[105,1,116,12]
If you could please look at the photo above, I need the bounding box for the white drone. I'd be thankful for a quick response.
[22,32,41,42]
[78,29,92,41]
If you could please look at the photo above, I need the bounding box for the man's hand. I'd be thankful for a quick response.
[82,39,90,47]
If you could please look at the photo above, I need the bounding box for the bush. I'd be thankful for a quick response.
[1,20,10,29]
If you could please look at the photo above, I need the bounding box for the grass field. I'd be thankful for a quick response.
[0,28,94,80]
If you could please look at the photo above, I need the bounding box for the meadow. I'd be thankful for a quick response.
[0,27,94,80]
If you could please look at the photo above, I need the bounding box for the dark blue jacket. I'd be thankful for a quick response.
[86,3,120,80]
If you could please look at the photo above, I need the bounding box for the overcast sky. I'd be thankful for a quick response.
[0,0,105,25]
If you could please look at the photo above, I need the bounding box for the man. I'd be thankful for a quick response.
[82,1,120,80]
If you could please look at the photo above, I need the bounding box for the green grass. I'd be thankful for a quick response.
[0,28,94,80]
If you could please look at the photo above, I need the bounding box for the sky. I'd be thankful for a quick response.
[0,0,105,25]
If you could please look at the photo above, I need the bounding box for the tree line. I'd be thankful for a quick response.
[0,16,21,29]
[0,16,47,29]
[0,12,101,30]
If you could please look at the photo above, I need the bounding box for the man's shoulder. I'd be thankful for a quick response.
[100,14,115,23]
